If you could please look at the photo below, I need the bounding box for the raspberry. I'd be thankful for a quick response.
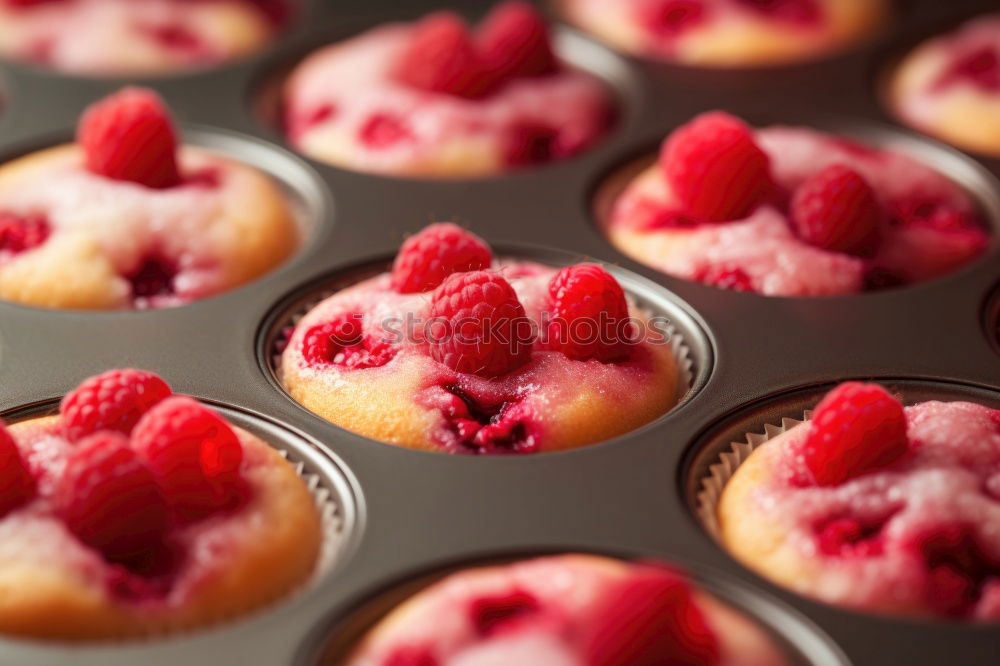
[660,111,772,222]
[56,431,170,562]
[0,212,50,255]
[816,517,885,557]
[477,1,558,83]
[580,565,721,666]
[913,524,997,617]
[468,589,540,636]
[638,0,707,38]
[799,382,909,487]
[0,423,35,517]
[77,87,181,189]
[698,266,755,292]
[131,397,246,522]
[301,312,397,370]
[392,223,493,293]
[427,271,533,377]
[384,646,438,666]
[394,13,489,99]
[543,264,633,362]
[61,369,172,443]
[791,164,883,256]
[936,46,1000,93]
[359,112,414,150]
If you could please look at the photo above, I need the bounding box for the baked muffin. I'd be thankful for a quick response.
[280,223,680,454]
[0,368,322,640]
[0,0,285,76]
[890,13,1000,157]
[342,554,791,666]
[0,87,298,310]
[604,111,989,296]
[283,2,614,177]
[718,382,1000,620]
[557,0,888,67]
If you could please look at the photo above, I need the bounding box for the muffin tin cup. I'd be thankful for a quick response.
[0,0,998,663]
[687,379,1000,613]
[310,551,851,666]
[0,399,359,643]
[261,250,707,429]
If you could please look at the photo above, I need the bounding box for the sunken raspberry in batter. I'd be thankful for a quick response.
[280,223,681,454]
[605,111,989,296]
[0,87,298,310]
[0,369,321,640]
[283,2,614,177]
[718,382,1000,620]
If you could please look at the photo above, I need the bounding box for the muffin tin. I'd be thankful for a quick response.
[0,0,998,663]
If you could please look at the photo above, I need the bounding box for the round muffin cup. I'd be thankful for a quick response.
[311,552,849,666]
[261,255,705,446]
[688,379,1000,570]
[0,398,357,640]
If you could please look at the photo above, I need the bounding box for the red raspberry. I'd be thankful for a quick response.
[660,111,772,222]
[0,212,50,255]
[477,1,558,83]
[384,646,438,666]
[816,517,885,557]
[468,589,540,636]
[301,312,397,370]
[392,223,493,293]
[791,164,883,256]
[580,564,721,666]
[77,87,181,189]
[734,0,821,25]
[0,422,35,517]
[698,266,755,292]
[543,263,633,362]
[56,431,170,562]
[394,13,489,99]
[427,271,533,377]
[638,0,707,38]
[131,397,246,522]
[799,382,909,487]
[61,369,172,442]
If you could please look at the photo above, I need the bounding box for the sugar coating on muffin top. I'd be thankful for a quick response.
[0,369,321,640]
[0,0,283,75]
[0,87,298,310]
[345,554,791,666]
[891,14,1000,156]
[606,111,989,296]
[558,0,888,66]
[284,2,614,177]
[281,223,679,454]
[718,382,1000,620]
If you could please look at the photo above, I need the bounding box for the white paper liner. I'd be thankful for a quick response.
[694,410,813,541]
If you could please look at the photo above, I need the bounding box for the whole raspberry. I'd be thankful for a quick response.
[543,264,633,362]
[0,212,50,255]
[427,271,533,377]
[798,382,909,487]
[60,369,172,443]
[131,397,246,522]
[77,87,181,189]
[660,111,772,222]
[791,164,883,256]
[394,13,489,99]
[392,223,493,293]
[0,422,35,517]
[477,1,558,83]
[697,266,755,292]
[580,564,721,666]
[56,431,170,562]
